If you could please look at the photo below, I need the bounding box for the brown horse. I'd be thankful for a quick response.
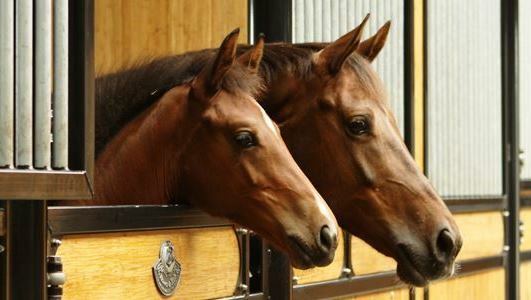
[93,18,461,285]
[89,29,339,269]
[238,16,462,285]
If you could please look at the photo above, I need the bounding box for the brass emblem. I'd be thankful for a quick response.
[153,241,181,296]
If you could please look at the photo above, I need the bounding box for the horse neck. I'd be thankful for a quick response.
[94,87,193,205]
[258,67,311,125]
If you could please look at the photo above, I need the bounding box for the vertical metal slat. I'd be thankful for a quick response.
[15,0,33,168]
[34,0,53,169]
[52,0,69,169]
[0,1,14,168]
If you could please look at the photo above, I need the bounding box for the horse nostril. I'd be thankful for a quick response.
[319,225,336,252]
[436,229,456,261]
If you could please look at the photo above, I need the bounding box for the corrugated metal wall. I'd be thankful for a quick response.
[520,0,531,180]
[292,0,405,132]
[426,0,503,197]
[0,0,69,170]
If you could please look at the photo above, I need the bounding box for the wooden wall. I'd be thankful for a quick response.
[57,227,240,299]
[95,0,248,74]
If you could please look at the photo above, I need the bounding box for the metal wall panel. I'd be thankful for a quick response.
[52,0,69,169]
[427,0,503,196]
[0,0,14,168]
[34,0,53,168]
[1,0,70,170]
[292,0,405,132]
[520,0,531,180]
[15,0,33,167]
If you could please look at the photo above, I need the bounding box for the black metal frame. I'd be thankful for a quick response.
[501,0,521,298]
[251,1,295,298]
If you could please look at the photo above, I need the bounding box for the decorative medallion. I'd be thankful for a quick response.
[153,240,181,296]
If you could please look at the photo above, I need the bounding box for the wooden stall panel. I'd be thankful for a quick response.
[293,229,345,284]
[453,212,504,260]
[429,269,505,300]
[57,227,239,299]
[95,0,248,74]
[521,208,531,251]
[522,261,531,300]
[351,237,396,275]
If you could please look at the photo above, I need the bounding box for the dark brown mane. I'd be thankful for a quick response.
[96,42,378,155]
[237,42,381,97]
[96,49,262,155]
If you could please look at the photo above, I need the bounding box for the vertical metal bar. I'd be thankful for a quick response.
[404,0,415,153]
[15,0,33,168]
[248,0,255,44]
[422,0,430,175]
[262,244,293,300]
[251,0,292,42]
[52,0,69,169]
[502,0,520,298]
[0,202,7,300]
[7,201,48,299]
[35,0,53,169]
[341,231,354,277]
[0,1,14,168]
[252,1,293,298]
[68,0,94,179]
[235,228,251,296]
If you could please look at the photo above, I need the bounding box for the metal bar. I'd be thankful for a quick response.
[501,0,521,298]
[521,250,531,261]
[68,0,95,181]
[342,231,354,277]
[404,0,415,153]
[48,205,232,235]
[444,196,506,213]
[0,170,92,200]
[7,201,48,299]
[292,255,503,299]
[229,292,264,300]
[0,202,7,300]
[0,1,14,168]
[294,270,403,299]
[251,1,293,298]
[422,0,429,174]
[235,228,251,296]
[263,244,293,300]
[15,0,33,168]
[34,0,53,169]
[251,0,292,42]
[52,0,69,169]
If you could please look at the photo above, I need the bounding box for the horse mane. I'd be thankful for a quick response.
[96,42,379,155]
[236,42,381,97]
[95,49,263,156]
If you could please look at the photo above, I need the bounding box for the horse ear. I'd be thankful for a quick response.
[194,28,240,95]
[357,21,391,62]
[238,34,265,73]
[316,14,370,75]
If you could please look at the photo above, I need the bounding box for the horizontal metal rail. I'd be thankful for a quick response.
[0,169,92,200]
[292,255,504,299]
[48,205,232,235]
[444,196,506,213]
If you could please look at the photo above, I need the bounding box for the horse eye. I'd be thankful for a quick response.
[347,117,370,136]
[234,131,256,148]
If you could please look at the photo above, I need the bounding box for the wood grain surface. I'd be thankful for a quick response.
[57,227,240,299]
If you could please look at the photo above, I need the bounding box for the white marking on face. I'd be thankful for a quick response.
[258,105,278,137]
